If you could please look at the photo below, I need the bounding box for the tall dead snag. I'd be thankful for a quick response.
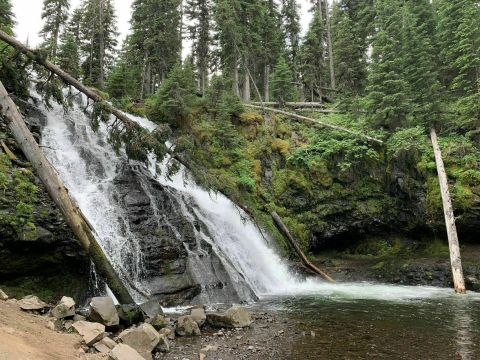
[430,127,466,294]
[0,81,134,304]
[272,211,335,283]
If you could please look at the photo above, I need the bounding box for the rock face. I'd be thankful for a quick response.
[176,315,201,336]
[72,321,106,346]
[207,307,253,328]
[17,295,49,311]
[51,296,75,319]
[109,343,145,360]
[112,165,256,306]
[89,297,119,327]
[118,323,159,360]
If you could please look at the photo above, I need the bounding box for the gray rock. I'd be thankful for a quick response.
[72,320,106,346]
[109,344,145,360]
[118,323,159,360]
[158,327,175,340]
[156,334,170,353]
[117,304,145,326]
[0,288,8,300]
[176,315,201,337]
[18,295,49,311]
[74,314,87,322]
[190,307,206,327]
[89,297,119,327]
[149,314,169,330]
[139,299,163,318]
[206,306,252,328]
[51,296,75,319]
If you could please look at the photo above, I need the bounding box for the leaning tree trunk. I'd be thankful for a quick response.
[0,81,134,303]
[430,127,466,294]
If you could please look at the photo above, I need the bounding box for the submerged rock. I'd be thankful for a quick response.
[51,296,75,319]
[109,343,145,360]
[206,306,253,328]
[18,295,49,311]
[118,323,159,360]
[176,315,201,336]
[72,320,105,346]
[89,297,119,327]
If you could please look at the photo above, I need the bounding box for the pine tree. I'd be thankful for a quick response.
[58,31,80,79]
[280,0,301,81]
[0,0,14,31]
[365,0,409,129]
[298,10,326,102]
[185,0,212,96]
[271,56,296,106]
[39,0,70,60]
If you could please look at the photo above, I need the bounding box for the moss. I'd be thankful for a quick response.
[271,138,290,158]
[238,111,264,125]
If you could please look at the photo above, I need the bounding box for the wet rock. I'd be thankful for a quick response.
[155,334,170,353]
[190,307,206,327]
[51,296,76,319]
[0,288,8,300]
[118,323,159,360]
[149,314,169,330]
[466,276,480,291]
[109,343,145,360]
[117,304,145,326]
[176,315,201,336]
[206,307,252,329]
[18,295,49,311]
[89,297,119,327]
[139,299,164,318]
[72,320,106,346]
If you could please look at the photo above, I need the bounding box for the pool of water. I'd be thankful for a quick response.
[256,287,480,359]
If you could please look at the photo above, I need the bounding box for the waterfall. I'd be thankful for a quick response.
[37,93,458,305]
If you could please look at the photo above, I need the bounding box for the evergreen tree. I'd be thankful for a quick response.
[39,0,70,60]
[298,10,326,102]
[185,0,212,96]
[280,0,301,80]
[58,31,80,79]
[79,0,118,89]
[271,56,296,106]
[332,0,374,96]
[365,0,409,129]
[0,0,14,31]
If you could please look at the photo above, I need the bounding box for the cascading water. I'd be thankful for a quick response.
[37,92,459,305]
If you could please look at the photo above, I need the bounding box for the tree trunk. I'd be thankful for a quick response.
[242,60,251,102]
[245,104,383,145]
[264,64,270,102]
[233,58,240,97]
[98,0,105,89]
[325,0,336,92]
[271,211,335,283]
[0,81,134,304]
[430,127,466,294]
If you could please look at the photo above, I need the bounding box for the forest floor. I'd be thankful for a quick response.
[0,301,102,360]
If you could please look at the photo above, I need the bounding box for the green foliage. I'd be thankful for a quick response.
[39,0,70,59]
[270,56,296,105]
[386,126,429,160]
[146,62,199,128]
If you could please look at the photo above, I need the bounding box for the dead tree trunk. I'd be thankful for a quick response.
[325,0,336,92]
[264,64,270,102]
[430,127,466,294]
[245,104,383,145]
[0,81,134,303]
[271,211,335,283]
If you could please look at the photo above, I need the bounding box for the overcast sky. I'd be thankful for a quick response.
[12,0,313,49]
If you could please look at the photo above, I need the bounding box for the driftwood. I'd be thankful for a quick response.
[245,103,384,145]
[271,211,335,283]
[430,127,466,293]
[0,81,134,303]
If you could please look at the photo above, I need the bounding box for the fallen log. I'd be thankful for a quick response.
[430,127,466,294]
[250,101,334,109]
[245,104,384,145]
[0,81,134,303]
[271,211,335,283]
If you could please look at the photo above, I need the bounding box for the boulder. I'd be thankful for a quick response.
[109,344,145,360]
[206,306,252,328]
[158,327,175,340]
[18,295,49,311]
[51,296,75,319]
[155,334,170,353]
[139,299,163,318]
[190,307,206,327]
[94,337,117,353]
[72,321,106,346]
[117,304,145,326]
[149,314,169,330]
[175,315,201,337]
[89,297,119,327]
[118,323,159,360]
[0,288,8,300]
